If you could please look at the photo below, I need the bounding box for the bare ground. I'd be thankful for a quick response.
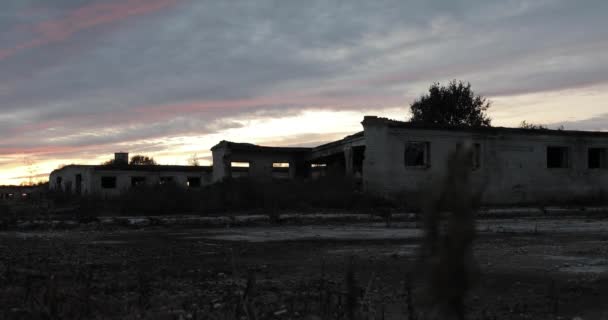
[1,217,607,319]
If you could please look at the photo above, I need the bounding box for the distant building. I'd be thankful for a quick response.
[50,116,608,205]
[49,153,214,197]
[0,185,46,201]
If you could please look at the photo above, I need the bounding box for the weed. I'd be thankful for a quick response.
[59,177,400,217]
[419,143,480,319]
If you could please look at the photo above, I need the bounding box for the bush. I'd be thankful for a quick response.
[47,190,77,207]
[106,177,399,215]
[120,184,200,215]
[198,177,396,213]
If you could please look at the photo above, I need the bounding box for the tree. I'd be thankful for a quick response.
[101,159,116,166]
[188,153,200,166]
[22,157,37,186]
[410,80,491,127]
[519,121,548,130]
[129,155,157,165]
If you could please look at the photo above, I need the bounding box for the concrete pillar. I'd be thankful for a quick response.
[212,147,231,182]
[344,147,354,177]
[223,156,232,179]
[289,161,296,179]
[249,160,263,178]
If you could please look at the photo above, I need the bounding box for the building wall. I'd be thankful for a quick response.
[212,147,229,182]
[50,167,212,197]
[88,170,211,197]
[0,185,45,200]
[363,124,608,206]
[310,135,366,178]
[229,151,300,179]
[49,166,95,194]
[212,146,308,181]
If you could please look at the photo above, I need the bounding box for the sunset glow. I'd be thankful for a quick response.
[1,0,607,185]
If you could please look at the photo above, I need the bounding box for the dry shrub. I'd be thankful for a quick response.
[418,142,481,320]
[106,177,396,216]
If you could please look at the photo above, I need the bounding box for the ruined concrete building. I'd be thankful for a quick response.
[49,152,215,197]
[0,185,44,200]
[50,116,608,205]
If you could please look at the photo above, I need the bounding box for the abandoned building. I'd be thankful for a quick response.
[49,116,608,205]
[358,116,608,205]
[49,152,216,197]
[210,134,365,181]
[0,185,45,201]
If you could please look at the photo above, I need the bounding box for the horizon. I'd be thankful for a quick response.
[2,0,608,185]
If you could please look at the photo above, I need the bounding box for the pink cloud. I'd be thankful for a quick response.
[130,92,402,120]
[5,97,280,137]
[7,91,401,138]
[7,119,63,136]
[0,145,81,156]
[0,92,403,184]
[0,133,161,158]
[0,0,182,61]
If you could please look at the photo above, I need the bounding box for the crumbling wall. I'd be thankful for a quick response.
[362,119,608,206]
[212,146,230,182]
[88,170,213,197]
[211,145,309,182]
[49,166,95,195]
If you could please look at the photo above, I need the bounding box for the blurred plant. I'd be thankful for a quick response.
[188,153,201,166]
[130,155,157,165]
[419,142,480,319]
[22,157,38,186]
[519,120,548,130]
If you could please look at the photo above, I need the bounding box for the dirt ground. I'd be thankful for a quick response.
[1,217,607,319]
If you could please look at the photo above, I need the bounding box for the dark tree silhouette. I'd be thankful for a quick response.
[101,159,116,166]
[519,121,548,130]
[410,80,491,127]
[129,155,157,165]
[188,153,200,166]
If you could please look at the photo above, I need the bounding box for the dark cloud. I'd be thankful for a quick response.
[8,172,52,181]
[1,0,607,177]
[551,113,608,132]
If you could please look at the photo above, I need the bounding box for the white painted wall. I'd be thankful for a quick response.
[49,166,95,194]
[50,166,212,197]
[363,122,608,205]
[212,146,229,182]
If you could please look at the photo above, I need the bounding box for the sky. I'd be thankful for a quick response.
[1,0,607,185]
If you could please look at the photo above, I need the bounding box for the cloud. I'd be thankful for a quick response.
[0,0,182,61]
[551,113,608,132]
[7,172,51,181]
[259,132,360,148]
[1,0,608,183]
